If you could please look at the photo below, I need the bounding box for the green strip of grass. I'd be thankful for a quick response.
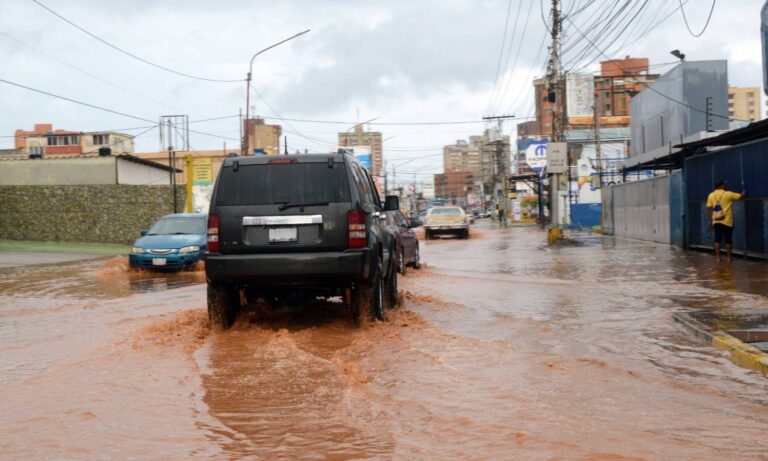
[0,240,129,255]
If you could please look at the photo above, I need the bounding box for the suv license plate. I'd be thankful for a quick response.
[152,258,167,266]
[269,227,298,242]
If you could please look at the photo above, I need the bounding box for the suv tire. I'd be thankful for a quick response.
[385,254,398,309]
[208,282,239,330]
[412,243,421,269]
[355,261,385,323]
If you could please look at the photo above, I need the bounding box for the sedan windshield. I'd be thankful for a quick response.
[430,208,463,216]
[148,217,206,235]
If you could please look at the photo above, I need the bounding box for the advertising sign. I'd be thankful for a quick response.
[525,141,547,173]
[546,142,567,174]
[566,74,595,118]
[191,158,213,185]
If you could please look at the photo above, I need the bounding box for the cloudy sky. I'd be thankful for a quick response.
[0,0,763,183]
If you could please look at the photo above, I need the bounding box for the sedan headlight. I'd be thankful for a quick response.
[131,246,145,254]
[179,245,201,254]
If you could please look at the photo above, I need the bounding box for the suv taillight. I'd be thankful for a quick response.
[347,210,367,248]
[207,214,220,252]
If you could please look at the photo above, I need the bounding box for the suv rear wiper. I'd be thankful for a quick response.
[278,201,329,211]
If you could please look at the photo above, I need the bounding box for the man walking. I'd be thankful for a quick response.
[706,180,746,262]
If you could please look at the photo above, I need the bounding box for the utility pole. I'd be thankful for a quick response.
[546,0,566,238]
[593,103,602,189]
[482,114,515,218]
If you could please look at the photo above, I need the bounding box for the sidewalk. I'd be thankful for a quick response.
[674,310,768,374]
[0,240,129,268]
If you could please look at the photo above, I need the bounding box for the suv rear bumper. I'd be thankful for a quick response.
[205,249,372,283]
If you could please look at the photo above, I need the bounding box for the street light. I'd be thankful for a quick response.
[243,29,310,156]
[670,49,686,62]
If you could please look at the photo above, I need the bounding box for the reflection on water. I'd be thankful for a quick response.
[3,226,768,459]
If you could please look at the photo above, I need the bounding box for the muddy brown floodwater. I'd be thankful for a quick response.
[2,224,768,460]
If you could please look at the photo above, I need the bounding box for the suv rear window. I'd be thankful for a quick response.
[216,162,351,206]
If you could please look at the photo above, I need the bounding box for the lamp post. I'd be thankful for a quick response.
[243,29,310,156]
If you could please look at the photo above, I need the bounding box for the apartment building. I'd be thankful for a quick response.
[14,124,134,157]
[728,87,761,122]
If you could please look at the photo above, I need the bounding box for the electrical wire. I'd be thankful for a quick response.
[0,31,192,114]
[485,0,515,114]
[679,0,716,37]
[565,17,748,122]
[32,0,242,83]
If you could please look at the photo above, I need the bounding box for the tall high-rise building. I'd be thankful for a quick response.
[338,124,383,176]
[243,118,282,155]
[728,87,761,122]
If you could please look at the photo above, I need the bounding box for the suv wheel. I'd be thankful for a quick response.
[207,282,239,330]
[412,244,421,269]
[385,255,399,309]
[354,262,386,323]
[398,248,407,275]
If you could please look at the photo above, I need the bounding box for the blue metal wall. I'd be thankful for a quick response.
[685,138,768,256]
[570,203,602,229]
[669,171,685,246]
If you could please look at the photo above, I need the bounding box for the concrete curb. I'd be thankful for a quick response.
[673,312,768,375]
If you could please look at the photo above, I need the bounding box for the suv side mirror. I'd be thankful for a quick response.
[384,195,400,211]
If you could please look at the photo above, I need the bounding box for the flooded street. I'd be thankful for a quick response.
[2,224,768,460]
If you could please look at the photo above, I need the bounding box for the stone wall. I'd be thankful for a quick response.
[0,185,188,244]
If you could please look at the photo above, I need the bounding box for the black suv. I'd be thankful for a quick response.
[204,153,399,329]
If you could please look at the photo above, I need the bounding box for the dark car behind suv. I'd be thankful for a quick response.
[205,153,399,329]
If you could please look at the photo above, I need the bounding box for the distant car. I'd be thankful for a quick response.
[386,210,421,274]
[424,206,470,239]
[129,213,208,270]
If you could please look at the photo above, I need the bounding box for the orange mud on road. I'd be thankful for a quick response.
[2,225,768,460]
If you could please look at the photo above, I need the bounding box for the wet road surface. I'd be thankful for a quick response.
[1,224,768,460]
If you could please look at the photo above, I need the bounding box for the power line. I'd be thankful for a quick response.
[564,17,747,122]
[0,77,156,123]
[0,30,192,114]
[257,116,528,126]
[678,0,716,37]
[0,78,241,141]
[485,0,515,114]
[32,0,241,83]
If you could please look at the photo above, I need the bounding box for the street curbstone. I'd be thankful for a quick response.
[673,312,768,375]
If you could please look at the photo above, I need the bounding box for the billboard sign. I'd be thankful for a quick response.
[566,74,595,118]
[342,145,372,170]
[191,157,213,185]
[525,141,547,173]
[546,142,567,174]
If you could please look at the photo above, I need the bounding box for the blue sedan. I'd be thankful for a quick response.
[129,213,207,270]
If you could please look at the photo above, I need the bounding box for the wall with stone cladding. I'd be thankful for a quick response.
[0,185,187,244]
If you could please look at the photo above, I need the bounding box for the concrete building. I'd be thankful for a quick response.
[443,129,510,202]
[443,140,482,176]
[433,171,476,206]
[338,124,383,176]
[14,123,134,157]
[135,148,239,186]
[728,87,761,122]
[0,153,177,186]
[243,118,282,155]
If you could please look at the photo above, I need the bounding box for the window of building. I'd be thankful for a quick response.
[604,103,611,112]
[70,135,79,145]
[728,93,734,99]
[728,103,734,109]
[47,136,57,146]
[29,146,43,156]
[93,134,109,145]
